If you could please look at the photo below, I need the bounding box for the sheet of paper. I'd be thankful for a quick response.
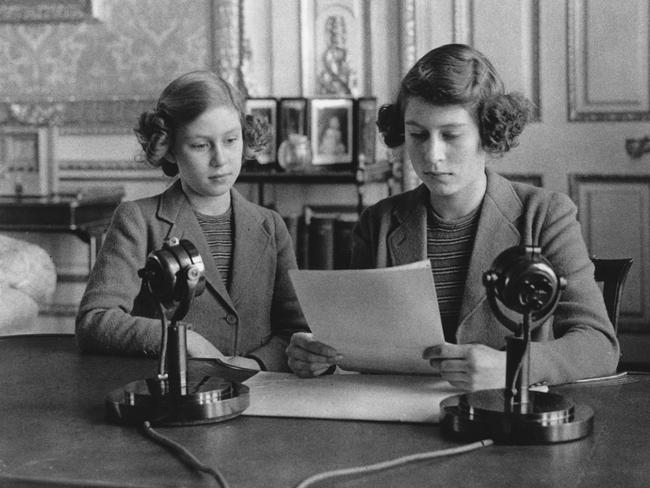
[242,371,462,423]
[289,260,444,374]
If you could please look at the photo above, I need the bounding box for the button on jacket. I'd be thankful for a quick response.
[76,180,308,372]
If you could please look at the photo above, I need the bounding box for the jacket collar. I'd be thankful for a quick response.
[155,179,270,312]
[458,168,523,325]
[385,170,524,326]
[387,184,429,264]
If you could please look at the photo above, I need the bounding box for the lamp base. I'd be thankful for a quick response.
[106,375,249,426]
[440,389,593,444]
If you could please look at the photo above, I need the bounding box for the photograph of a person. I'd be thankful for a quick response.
[245,98,277,165]
[309,98,353,166]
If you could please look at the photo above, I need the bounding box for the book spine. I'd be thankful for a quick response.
[308,217,334,270]
[297,214,310,269]
[282,213,299,254]
[333,218,357,269]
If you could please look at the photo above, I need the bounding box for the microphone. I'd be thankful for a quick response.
[440,245,594,444]
[105,237,249,426]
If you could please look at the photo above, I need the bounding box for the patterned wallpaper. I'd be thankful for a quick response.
[0,0,211,101]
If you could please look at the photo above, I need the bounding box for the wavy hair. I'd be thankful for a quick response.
[134,71,270,176]
[377,44,534,155]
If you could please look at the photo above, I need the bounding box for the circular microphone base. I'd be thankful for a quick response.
[106,376,249,426]
[440,389,593,444]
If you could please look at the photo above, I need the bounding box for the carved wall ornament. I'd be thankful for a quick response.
[211,0,248,98]
[317,15,355,96]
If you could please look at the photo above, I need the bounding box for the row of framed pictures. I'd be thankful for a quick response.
[244,97,377,170]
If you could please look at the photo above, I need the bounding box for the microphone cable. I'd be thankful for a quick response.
[292,438,494,488]
[141,421,230,488]
[140,419,491,488]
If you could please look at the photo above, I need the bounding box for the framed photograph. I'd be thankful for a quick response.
[278,98,308,145]
[245,98,278,166]
[354,97,377,166]
[0,0,97,23]
[0,127,52,196]
[309,98,354,167]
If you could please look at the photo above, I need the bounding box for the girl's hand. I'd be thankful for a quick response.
[422,343,506,391]
[286,332,342,377]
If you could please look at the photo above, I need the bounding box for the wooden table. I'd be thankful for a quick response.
[0,190,124,272]
[1,335,648,488]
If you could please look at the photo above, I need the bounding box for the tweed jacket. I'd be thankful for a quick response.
[350,168,619,385]
[76,180,307,371]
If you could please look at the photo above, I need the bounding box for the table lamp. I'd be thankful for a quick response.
[440,245,594,443]
[105,237,249,426]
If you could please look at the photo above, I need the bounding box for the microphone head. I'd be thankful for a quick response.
[483,245,566,325]
[139,238,206,313]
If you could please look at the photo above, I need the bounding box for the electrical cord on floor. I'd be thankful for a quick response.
[292,438,494,488]
[142,421,230,488]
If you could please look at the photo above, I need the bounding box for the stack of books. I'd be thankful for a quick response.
[281,205,359,270]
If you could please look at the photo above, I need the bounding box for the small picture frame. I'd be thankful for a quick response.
[309,98,354,167]
[0,127,52,196]
[278,98,308,146]
[245,98,278,165]
[354,97,377,166]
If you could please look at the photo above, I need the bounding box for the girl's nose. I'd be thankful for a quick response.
[426,135,445,164]
[209,146,223,167]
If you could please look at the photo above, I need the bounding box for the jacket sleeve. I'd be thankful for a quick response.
[76,202,163,357]
[245,211,309,371]
[529,192,620,384]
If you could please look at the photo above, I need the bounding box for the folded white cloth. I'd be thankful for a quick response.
[0,234,57,333]
[0,234,56,306]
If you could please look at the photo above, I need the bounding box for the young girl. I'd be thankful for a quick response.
[76,71,307,371]
[287,44,619,388]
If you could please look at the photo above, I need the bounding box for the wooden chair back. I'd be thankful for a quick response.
[592,257,633,334]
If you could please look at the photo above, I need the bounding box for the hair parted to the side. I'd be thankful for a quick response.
[134,71,270,176]
[376,43,534,155]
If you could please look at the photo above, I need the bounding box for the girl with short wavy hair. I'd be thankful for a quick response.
[287,44,618,389]
[377,43,533,154]
[77,71,306,371]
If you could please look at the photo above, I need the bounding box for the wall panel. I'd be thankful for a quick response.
[569,175,650,332]
[567,0,650,121]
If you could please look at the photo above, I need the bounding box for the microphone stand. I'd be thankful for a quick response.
[105,238,249,426]
[440,245,594,444]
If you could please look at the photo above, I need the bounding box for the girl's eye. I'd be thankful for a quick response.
[408,132,427,140]
[442,131,461,141]
[224,136,240,145]
[190,143,210,151]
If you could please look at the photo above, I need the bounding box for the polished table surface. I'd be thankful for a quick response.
[1,335,648,488]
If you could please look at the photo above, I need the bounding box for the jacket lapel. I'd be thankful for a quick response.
[228,189,270,308]
[457,169,523,328]
[156,180,235,312]
[387,185,429,265]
